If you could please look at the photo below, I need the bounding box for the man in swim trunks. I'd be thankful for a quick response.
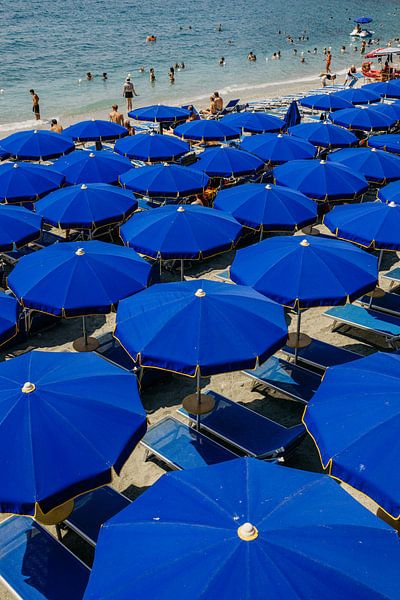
[50,119,63,133]
[30,89,40,120]
[109,105,124,125]
[122,78,137,112]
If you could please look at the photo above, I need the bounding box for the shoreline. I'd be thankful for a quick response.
[0,68,349,137]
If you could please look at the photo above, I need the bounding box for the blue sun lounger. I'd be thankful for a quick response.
[62,486,130,547]
[324,304,400,348]
[244,356,321,404]
[141,416,239,470]
[281,338,360,371]
[356,292,400,318]
[382,267,400,289]
[177,390,305,459]
[214,269,231,283]
[0,516,90,600]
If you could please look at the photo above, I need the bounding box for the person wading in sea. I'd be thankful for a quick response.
[30,89,40,121]
[122,77,138,112]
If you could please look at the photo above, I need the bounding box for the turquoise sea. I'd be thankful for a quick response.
[1,0,400,130]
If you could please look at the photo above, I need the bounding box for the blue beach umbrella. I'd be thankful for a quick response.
[63,119,128,142]
[84,457,400,600]
[8,241,152,351]
[273,159,368,202]
[0,130,74,161]
[304,352,400,520]
[327,147,400,184]
[174,120,239,142]
[363,81,400,99]
[36,183,137,231]
[231,235,377,353]
[334,88,381,105]
[288,121,358,148]
[53,150,133,185]
[214,183,317,236]
[372,101,400,124]
[0,292,19,347]
[329,107,395,131]
[114,133,189,162]
[115,279,287,377]
[220,111,284,133]
[300,94,353,112]
[128,104,189,124]
[0,350,146,517]
[368,133,400,154]
[354,15,372,23]
[191,146,264,178]
[0,162,64,204]
[0,205,42,250]
[120,163,209,198]
[121,204,242,269]
[378,179,400,204]
[240,133,316,164]
[324,201,400,269]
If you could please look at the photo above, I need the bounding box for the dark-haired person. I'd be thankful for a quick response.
[30,89,40,120]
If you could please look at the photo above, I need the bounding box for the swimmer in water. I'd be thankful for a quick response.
[149,68,156,82]
[169,71,175,84]
[219,56,225,65]
[86,72,93,81]
[50,118,63,133]
[217,24,222,32]
[138,66,145,73]
[248,51,256,61]
[30,89,40,121]
[109,104,124,125]
[102,72,108,81]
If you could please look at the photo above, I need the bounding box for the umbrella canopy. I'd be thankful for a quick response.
[191,146,264,178]
[128,105,189,123]
[324,201,400,251]
[354,15,372,23]
[53,150,133,185]
[378,179,400,204]
[368,133,400,154]
[363,81,400,99]
[0,350,146,516]
[174,120,239,142]
[288,121,358,148]
[0,291,19,346]
[8,241,152,317]
[304,352,400,520]
[36,183,137,230]
[120,164,209,198]
[214,183,317,232]
[283,100,301,130]
[0,162,64,204]
[273,159,369,202]
[334,88,381,105]
[231,235,377,309]
[327,147,400,184]
[114,133,189,162]
[84,457,400,600]
[115,279,287,376]
[63,119,128,142]
[372,102,400,124]
[240,133,316,164]
[0,205,42,250]
[300,94,354,112]
[329,107,395,131]
[220,111,284,133]
[0,130,74,161]
[120,205,242,259]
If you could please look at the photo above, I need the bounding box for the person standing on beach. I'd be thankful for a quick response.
[214,91,223,112]
[122,78,137,112]
[30,89,40,120]
[109,104,124,125]
[325,50,332,73]
[50,118,63,133]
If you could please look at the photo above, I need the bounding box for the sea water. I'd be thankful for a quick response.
[0,0,399,131]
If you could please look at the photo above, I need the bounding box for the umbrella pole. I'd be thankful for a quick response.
[378,249,384,270]
[259,226,263,243]
[294,308,301,363]
[82,316,88,346]
[196,370,201,429]
[180,259,184,281]
[159,257,162,280]
[182,368,215,428]
[72,315,99,352]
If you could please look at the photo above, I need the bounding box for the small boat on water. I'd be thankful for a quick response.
[350,16,373,38]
